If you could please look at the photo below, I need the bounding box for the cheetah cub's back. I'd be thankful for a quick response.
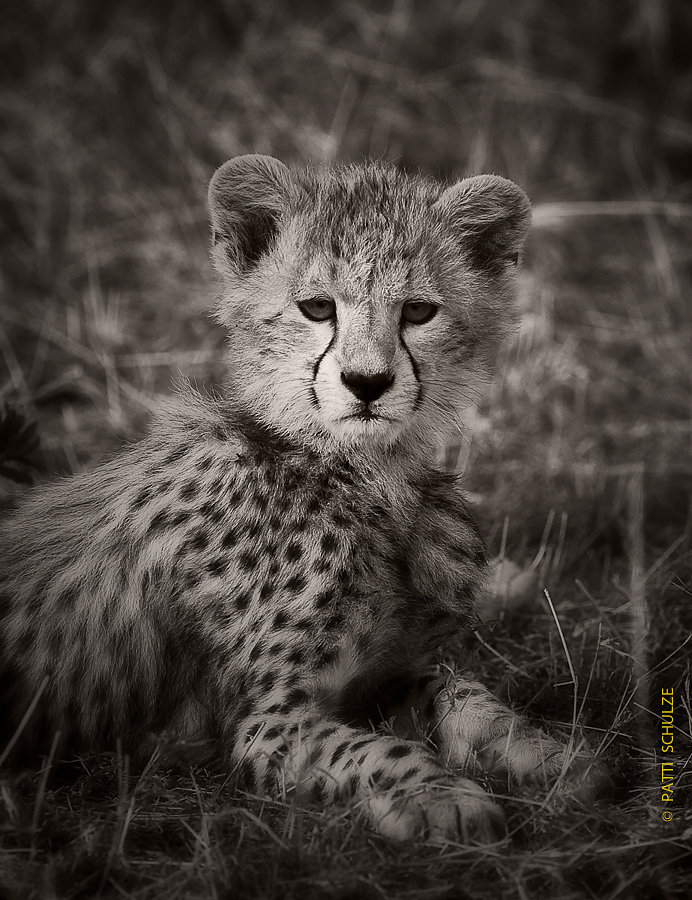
[0,157,609,843]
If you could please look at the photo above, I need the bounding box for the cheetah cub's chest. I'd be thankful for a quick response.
[205,443,482,693]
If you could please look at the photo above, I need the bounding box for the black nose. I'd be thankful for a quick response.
[340,370,394,404]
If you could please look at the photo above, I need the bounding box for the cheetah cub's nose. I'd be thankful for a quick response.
[341,371,394,404]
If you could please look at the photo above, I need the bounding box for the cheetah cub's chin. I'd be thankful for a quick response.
[0,156,609,844]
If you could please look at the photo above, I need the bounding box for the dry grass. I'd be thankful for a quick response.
[1,1,691,897]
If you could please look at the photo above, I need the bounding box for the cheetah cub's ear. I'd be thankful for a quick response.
[208,154,291,275]
[434,174,531,273]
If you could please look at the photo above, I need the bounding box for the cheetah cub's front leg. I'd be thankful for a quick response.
[231,707,506,843]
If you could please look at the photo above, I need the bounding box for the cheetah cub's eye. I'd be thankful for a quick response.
[298,297,336,322]
[401,300,438,325]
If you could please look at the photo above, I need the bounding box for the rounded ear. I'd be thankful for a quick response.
[434,175,531,273]
[208,154,292,274]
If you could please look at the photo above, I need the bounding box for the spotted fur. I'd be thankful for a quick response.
[0,157,607,842]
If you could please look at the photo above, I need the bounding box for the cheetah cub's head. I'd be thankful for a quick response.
[209,156,530,456]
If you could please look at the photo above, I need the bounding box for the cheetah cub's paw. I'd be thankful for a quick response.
[368,776,505,844]
[482,731,612,806]
[544,750,613,807]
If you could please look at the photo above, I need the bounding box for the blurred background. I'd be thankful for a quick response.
[0,3,691,895]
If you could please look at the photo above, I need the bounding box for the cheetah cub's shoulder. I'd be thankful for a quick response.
[0,157,608,843]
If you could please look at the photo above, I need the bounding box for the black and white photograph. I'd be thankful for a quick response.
[0,2,690,897]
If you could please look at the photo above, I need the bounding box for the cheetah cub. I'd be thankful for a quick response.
[0,157,607,843]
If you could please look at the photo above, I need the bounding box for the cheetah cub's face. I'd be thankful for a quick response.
[209,156,530,454]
